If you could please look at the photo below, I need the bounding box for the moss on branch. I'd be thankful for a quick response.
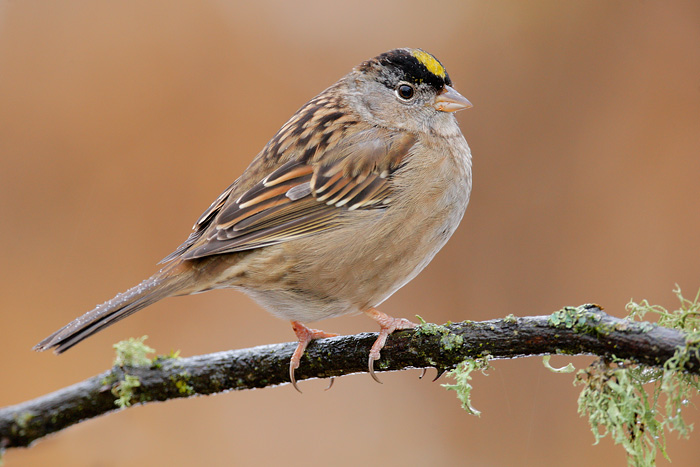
[1,303,698,453]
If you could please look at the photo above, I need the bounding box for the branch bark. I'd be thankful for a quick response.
[2,305,697,450]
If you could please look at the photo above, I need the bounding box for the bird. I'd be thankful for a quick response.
[34,48,473,392]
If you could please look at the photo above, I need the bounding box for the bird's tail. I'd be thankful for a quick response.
[34,262,192,354]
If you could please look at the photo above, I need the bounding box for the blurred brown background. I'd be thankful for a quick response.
[1,1,699,465]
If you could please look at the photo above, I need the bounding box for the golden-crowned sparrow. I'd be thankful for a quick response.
[34,48,472,391]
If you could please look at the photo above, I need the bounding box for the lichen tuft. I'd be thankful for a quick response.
[442,357,492,416]
[576,287,700,466]
[112,374,141,408]
[113,336,155,367]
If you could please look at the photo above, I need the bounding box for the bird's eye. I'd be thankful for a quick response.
[396,84,415,100]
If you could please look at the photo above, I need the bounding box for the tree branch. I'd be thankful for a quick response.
[2,304,697,450]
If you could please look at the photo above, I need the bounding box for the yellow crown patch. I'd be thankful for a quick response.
[411,50,446,79]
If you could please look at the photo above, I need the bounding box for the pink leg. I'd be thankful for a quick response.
[289,321,338,393]
[364,308,417,383]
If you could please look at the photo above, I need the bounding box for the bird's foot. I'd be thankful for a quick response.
[289,321,338,393]
[364,308,417,383]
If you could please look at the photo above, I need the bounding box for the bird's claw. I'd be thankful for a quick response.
[368,354,383,384]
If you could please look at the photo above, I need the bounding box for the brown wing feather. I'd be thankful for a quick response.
[158,181,238,263]
[166,88,416,262]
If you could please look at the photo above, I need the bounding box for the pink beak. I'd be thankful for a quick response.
[433,85,473,112]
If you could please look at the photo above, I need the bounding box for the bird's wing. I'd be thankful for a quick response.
[162,126,416,262]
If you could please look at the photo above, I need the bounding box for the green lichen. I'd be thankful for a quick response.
[112,374,141,408]
[113,336,155,367]
[163,349,181,359]
[12,412,34,437]
[442,333,464,351]
[170,372,194,396]
[415,322,447,336]
[151,349,182,369]
[576,287,700,466]
[442,356,492,416]
[175,380,194,395]
[416,322,464,351]
[108,337,155,407]
[627,285,700,338]
[101,373,118,388]
[548,304,603,334]
[504,314,517,324]
[542,355,575,373]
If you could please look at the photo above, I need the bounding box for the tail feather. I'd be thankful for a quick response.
[34,264,190,354]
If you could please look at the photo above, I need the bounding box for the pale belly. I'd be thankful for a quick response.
[214,138,472,323]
